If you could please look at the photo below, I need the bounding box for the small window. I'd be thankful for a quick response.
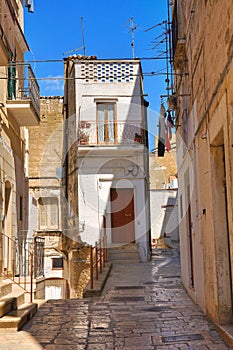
[180,194,183,219]
[39,197,59,229]
[52,258,63,269]
[19,196,23,221]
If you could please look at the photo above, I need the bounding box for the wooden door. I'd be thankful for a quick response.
[111,188,135,243]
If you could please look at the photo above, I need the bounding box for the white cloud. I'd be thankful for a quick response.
[40,75,64,96]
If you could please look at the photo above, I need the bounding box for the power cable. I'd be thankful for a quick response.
[13,56,169,64]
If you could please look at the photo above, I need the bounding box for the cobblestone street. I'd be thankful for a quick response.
[0,249,230,349]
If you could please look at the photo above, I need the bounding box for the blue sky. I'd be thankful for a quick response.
[24,0,170,150]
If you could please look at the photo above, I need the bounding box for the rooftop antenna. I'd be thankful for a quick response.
[63,17,86,56]
[145,17,173,95]
[80,16,86,56]
[124,16,139,58]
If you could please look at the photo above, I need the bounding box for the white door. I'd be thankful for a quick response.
[45,279,66,299]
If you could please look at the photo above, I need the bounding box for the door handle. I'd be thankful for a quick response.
[125,213,132,217]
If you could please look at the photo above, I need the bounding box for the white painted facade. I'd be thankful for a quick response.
[65,58,151,262]
[150,189,179,247]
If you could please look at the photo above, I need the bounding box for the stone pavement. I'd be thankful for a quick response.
[0,248,231,349]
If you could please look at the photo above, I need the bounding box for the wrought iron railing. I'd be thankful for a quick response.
[89,232,108,289]
[0,233,45,302]
[7,62,40,117]
[77,120,146,146]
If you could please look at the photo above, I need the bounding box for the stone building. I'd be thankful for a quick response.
[172,0,233,341]
[0,0,42,329]
[0,0,40,277]
[28,97,90,299]
[28,97,66,299]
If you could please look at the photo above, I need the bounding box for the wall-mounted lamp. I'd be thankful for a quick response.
[125,165,139,177]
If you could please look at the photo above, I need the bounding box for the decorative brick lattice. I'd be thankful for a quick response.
[80,62,134,83]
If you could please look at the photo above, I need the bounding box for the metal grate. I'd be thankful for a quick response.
[114,286,145,290]
[109,296,145,302]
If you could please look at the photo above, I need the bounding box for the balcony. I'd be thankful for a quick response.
[6,63,40,126]
[77,120,146,147]
[172,0,186,71]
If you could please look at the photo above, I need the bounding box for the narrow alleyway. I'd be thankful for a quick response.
[0,249,230,350]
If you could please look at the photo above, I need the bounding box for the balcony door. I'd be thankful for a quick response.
[97,103,116,144]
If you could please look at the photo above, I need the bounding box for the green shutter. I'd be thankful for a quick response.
[8,62,16,100]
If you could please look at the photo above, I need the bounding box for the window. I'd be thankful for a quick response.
[52,258,63,269]
[97,103,116,143]
[39,197,58,229]
[179,194,183,219]
[19,196,23,221]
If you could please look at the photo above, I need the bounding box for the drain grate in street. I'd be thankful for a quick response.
[159,275,180,279]
[93,326,106,330]
[159,284,182,289]
[142,306,171,312]
[162,333,204,343]
[110,296,145,302]
[114,286,145,290]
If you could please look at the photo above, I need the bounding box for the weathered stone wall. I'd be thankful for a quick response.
[69,247,90,298]
[28,96,64,182]
[174,0,233,325]
[28,98,91,299]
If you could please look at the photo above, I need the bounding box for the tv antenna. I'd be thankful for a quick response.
[124,16,139,58]
[63,17,86,56]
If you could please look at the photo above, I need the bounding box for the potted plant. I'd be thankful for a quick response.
[78,128,89,144]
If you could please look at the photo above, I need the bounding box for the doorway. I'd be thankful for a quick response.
[210,141,232,323]
[110,188,135,243]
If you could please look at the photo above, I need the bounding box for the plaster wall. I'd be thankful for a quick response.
[150,189,178,243]
[78,153,150,262]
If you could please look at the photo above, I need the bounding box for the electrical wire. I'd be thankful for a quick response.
[13,56,169,64]
[0,70,174,81]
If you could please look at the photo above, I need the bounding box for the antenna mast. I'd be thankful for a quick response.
[63,17,86,56]
[127,16,138,58]
[80,17,86,56]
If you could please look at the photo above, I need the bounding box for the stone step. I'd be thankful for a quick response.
[0,302,38,331]
[108,259,140,264]
[0,280,12,298]
[108,244,140,263]
[108,251,139,260]
[0,297,17,318]
[109,243,138,251]
[0,287,25,318]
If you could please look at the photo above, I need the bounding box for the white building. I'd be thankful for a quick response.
[64,57,151,262]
